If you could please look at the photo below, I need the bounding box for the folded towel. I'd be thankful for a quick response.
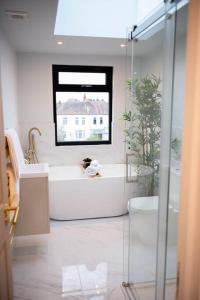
[5,128,25,179]
[85,166,98,177]
[6,163,19,207]
[85,161,101,177]
[90,160,99,168]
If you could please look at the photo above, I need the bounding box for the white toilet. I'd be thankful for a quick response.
[128,196,158,246]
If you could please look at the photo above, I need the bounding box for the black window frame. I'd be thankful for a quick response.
[52,64,113,146]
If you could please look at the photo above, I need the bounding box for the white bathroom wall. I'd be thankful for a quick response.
[139,35,186,136]
[0,29,19,131]
[17,53,126,165]
[139,49,162,79]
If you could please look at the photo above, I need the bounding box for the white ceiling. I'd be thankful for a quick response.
[0,0,187,57]
[0,0,129,56]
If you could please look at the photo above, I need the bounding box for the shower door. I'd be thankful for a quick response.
[163,2,188,300]
[124,4,165,298]
[124,1,189,299]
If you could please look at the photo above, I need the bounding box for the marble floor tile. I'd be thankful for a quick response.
[13,216,127,300]
[12,215,177,300]
[131,280,176,300]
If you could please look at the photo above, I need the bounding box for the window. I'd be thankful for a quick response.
[75,117,79,125]
[63,117,68,126]
[82,117,86,125]
[93,117,97,125]
[52,65,113,145]
[75,130,85,140]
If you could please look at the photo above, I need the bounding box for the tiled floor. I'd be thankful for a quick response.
[12,215,177,300]
[12,216,128,300]
[131,280,176,300]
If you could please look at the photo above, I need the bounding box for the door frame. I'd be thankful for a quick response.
[177,0,200,298]
[0,73,13,299]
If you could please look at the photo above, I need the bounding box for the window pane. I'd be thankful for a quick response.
[75,117,79,125]
[58,72,106,85]
[56,92,109,142]
[82,117,86,125]
[63,117,68,126]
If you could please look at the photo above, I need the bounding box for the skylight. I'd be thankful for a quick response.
[54,0,135,38]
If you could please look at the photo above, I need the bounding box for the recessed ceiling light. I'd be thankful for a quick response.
[57,41,63,45]
[120,43,126,48]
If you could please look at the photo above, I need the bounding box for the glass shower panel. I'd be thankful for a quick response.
[137,0,165,25]
[124,2,188,299]
[125,16,165,298]
[165,3,188,299]
[123,35,134,286]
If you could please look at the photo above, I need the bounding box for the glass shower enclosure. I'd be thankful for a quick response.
[123,1,188,299]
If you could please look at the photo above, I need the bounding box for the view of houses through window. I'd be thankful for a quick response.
[56,92,109,142]
[52,65,112,145]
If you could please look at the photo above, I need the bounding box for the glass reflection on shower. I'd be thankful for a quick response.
[165,3,188,299]
[124,1,188,299]
[125,15,165,292]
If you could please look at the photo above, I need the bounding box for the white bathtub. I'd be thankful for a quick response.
[49,164,131,220]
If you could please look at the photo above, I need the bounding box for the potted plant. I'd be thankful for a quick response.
[123,74,161,194]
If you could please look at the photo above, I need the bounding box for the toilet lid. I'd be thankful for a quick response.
[128,196,159,214]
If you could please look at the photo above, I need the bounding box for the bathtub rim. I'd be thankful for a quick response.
[50,212,128,222]
[49,163,133,181]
